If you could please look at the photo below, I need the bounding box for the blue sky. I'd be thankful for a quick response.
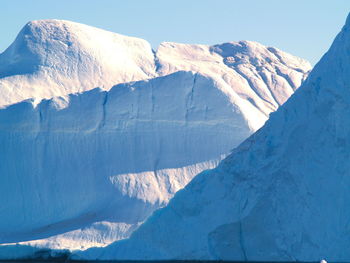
[1,0,349,65]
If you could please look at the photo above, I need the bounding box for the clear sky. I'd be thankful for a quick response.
[1,0,349,65]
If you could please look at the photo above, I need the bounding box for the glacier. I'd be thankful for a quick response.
[0,19,310,255]
[74,13,350,261]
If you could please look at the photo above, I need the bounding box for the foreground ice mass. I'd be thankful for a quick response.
[0,20,310,254]
[74,14,350,262]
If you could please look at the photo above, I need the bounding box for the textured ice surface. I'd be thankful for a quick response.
[0,20,156,107]
[74,13,350,262]
[0,72,236,243]
[0,19,310,255]
[0,20,310,111]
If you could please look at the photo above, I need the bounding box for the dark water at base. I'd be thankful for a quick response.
[0,262,315,263]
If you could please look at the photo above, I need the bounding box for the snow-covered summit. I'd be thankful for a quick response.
[157,40,310,117]
[74,13,350,262]
[0,19,156,106]
[0,19,310,110]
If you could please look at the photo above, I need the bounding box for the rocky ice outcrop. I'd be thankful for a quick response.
[74,13,350,262]
[0,20,310,253]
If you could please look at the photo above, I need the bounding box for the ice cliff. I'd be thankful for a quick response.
[0,19,310,253]
[75,14,350,261]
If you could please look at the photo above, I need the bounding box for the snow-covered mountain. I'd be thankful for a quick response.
[0,19,310,113]
[74,13,350,262]
[0,20,310,253]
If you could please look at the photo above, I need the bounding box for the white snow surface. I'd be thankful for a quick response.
[0,20,156,107]
[0,19,310,255]
[2,221,140,251]
[0,19,310,112]
[74,14,350,261]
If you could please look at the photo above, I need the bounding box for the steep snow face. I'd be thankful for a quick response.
[0,71,249,244]
[75,14,350,262]
[0,20,311,252]
[0,19,156,107]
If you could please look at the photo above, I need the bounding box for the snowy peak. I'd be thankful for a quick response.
[156,40,310,75]
[0,19,155,78]
[0,19,156,106]
[156,40,311,117]
[212,41,309,73]
[304,13,350,94]
[0,19,311,109]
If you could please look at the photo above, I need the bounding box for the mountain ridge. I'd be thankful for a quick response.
[73,13,350,262]
[0,19,310,111]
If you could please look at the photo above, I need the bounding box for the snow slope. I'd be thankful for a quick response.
[75,13,350,262]
[0,20,310,253]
